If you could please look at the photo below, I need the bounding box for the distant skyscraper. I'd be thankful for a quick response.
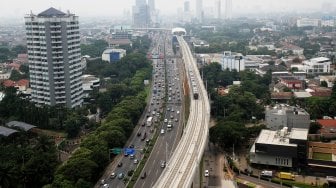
[25,7,83,108]
[215,0,221,19]
[136,0,146,6]
[224,0,232,19]
[183,1,191,23]
[148,0,155,12]
[133,0,150,28]
[184,1,190,12]
[196,0,203,22]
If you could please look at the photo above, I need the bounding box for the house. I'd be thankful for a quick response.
[279,77,304,91]
[317,119,336,134]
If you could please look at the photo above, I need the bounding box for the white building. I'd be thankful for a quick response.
[297,18,320,27]
[102,48,126,63]
[250,128,308,168]
[220,51,245,72]
[303,57,331,75]
[25,7,83,108]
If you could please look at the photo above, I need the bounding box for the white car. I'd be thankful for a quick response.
[177,111,180,114]
[161,129,165,134]
[164,119,168,123]
[205,170,209,177]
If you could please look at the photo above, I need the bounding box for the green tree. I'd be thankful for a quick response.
[320,81,328,88]
[309,122,321,134]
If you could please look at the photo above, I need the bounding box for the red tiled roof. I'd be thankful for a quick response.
[8,63,20,69]
[17,79,29,86]
[317,119,336,128]
[3,80,15,87]
[310,91,332,97]
[271,92,293,99]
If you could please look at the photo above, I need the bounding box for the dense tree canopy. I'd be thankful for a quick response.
[0,134,58,188]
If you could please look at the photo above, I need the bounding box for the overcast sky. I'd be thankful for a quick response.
[0,0,335,19]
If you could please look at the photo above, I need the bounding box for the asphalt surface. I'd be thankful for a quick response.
[134,34,185,188]
[98,31,184,188]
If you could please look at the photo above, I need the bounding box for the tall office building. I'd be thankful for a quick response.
[133,0,150,27]
[184,1,190,12]
[196,0,203,22]
[224,0,232,19]
[25,7,83,108]
[183,1,191,23]
[148,0,155,12]
[215,0,221,19]
[136,0,146,6]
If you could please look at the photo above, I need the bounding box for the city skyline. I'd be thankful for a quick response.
[1,0,336,20]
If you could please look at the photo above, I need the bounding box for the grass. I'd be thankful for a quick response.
[312,152,332,161]
[236,178,256,188]
[272,178,324,188]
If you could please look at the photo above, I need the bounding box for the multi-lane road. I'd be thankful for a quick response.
[153,36,210,187]
[134,34,185,188]
[97,31,186,188]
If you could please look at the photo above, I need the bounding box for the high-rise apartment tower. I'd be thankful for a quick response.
[25,7,83,108]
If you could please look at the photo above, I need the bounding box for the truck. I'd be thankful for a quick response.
[260,170,273,178]
[277,172,295,181]
[146,117,153,126]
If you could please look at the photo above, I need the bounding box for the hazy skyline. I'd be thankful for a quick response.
[0,0,335,19]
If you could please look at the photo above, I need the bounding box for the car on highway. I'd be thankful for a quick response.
[110,172,116,179]
[117,162,123,167]
[134,159,139,164]
[205,170,209,177]
[100,179,105,185]
[103,184,109,188]
[175,118,178,122]
[141,172,147,179]
[137,132,141,137]
[118,173,124,179]
[164,118,168,123]
[177,111,180,114]
[130,154,135,159]
[161,161,166,168]
[161,129,165,134]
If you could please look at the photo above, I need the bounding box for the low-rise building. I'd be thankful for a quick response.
[297,18,320,27]
[279,77,304,91]
[220,51,245,72]
[102,48,126,63]
[265,104,310,130]
[250,127,308,168]
[82,74,100,98]
[303,57,331,75]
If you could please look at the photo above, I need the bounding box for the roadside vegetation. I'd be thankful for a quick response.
[0,36,152,187]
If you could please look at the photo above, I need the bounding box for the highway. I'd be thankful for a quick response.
[153,36,210,187]
[134,33,185,188]
[97,32,169,188]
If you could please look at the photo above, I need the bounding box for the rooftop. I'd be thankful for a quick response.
[256,129,295,147]
[317,119,336,128]
[6,121,36,131]
[0,126,18,137]
[38,7,66,17]
[256,128,308,146]
[290,128,309,140]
